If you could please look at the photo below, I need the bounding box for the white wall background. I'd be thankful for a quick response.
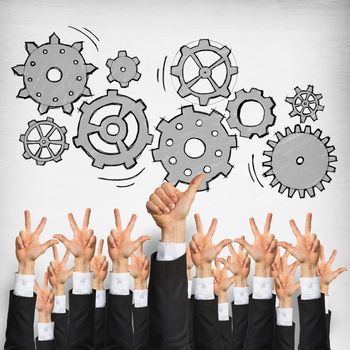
[0,0,349,348]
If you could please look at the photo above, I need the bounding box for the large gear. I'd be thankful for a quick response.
[152,105,237,191]
[226,88,276,138]
[73,90,153,169]
[106,50,141,88]
[170,39,238,106]
[12,33,97,115]
[263,125,337,198]
[286,85,324,123]
[20,117,69,166]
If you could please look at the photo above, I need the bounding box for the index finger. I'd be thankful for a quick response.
[52,245,59,262]
[126,214,137,233]
[82,208,91,230]
[305,213,312,236]
[97,239,104,256]
[34,217,47,236]
[249,217,260,238]
[194,214,203,235]
[207,218,218,238]
[24,210,31,232]
[68,213,79,232]
[114,208,122,231]
[263,213,273,235]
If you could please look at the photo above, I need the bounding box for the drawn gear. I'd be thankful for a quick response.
[12,33,97,115]
[20,117,69,166]
[170,39,238,106]
[226,88,276,138]
[286,85,324,123]
[73,90,153,169]
[263,125,337,198]
[152,105,237,191]
[106,51,141,88]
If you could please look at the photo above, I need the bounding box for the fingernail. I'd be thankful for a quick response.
[172,197,177,203]
[169,203,175,209]
[163,207,170,214]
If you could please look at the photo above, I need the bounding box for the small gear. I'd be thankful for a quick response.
[286,85,324,123]
[73,90,153,169]
[226,88,276,138]
[12,33,97,115]
[20,117,69,166]
[263,125,337,198]
[170,39,238,106]
[152,105,237,191]
[106,50,141,88]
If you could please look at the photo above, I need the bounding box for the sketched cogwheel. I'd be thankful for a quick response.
[73,90,153,169]
[170,39,238,106]
[152,105,237,191]
[286,85,324,123]
[106,50,141,88]
[12,32,97,115]
[20,117,69,166]
[226,88,276,139]
[263,125,337,198]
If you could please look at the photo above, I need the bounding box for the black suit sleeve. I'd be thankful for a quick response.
[35,339,56,350]
[243,295,275,350]
[147,252,189,350]
[275,323,295,350]
[298,294,328,350]
[219,319,232,350]
[94,306,106,350]
[231,303,248,350]
[325,310,331,350]
[188,296,194,350]
[105,292,134,350]
[65,290,95,350]
[4,290,36,350]
[51,311,68,350]
[133,306,149,350]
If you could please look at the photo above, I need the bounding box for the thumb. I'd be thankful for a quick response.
[215,239,233,255]
[234,237,253,255]
[334,267,348,278]
[185,174,204,197]
[42,239,58,253]
[134,235,151,250]
[277,241,295,256]
[53,234,70,249]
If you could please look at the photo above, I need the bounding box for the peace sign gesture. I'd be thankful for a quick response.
[91,239,108,290]
[107,209,150,273]
[16,210,58,275]
[35,272,55,323]
[54,208,96,272]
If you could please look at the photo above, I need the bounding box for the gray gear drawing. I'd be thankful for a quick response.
[226,88,276,138]
[106,50,141,88]
[73,90,153,169]
[170,39,238,106]
[12,33,97,115]
[20,117,69,166]
[263,125,337,198]
[286,85,324,123]
[152,105,237,191]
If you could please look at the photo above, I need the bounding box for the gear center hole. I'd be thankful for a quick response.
[239,101,264,126]
[107,123,120,136]
[46,67,62,82]
[184,138,206,158]
[296,156,304,165]
[120,67,126,72]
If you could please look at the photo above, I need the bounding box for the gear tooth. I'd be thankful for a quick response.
[290,110,298,117]
[221,162,233,177]
[46,117,54,122]
[263,161,272,167]
[328,155,337,163]
[49,32,60,44]
[180,45,191,55]
[199,95,210,106]
[298,189,306,198]
[25,41,38,54]
[123,157,137,169]
[304,125,312,134]
[165,173,179,185]
[155,118,169,133]
[120,82,129,88]
[285,97,294,104]
[170,65,181,77]
[28,120,36,127]
[198,38,211,47]
[219,45,230,57]
[146,133,154,145]
[92,159,105,169]
[63,103,74,115]
[300,115,307,123]
[17,88,29,99]
[317,105,324,111]
[323,174,331,183]
[72,41,83,52]
[270,178,279,187]
[321,136,330,145]
[275,132,283,141]
[178,85,191,98]
[60,126,67,134]
[264,169,274,177]
[307,85,314,92]
[12,65,25,76]
[327,145,335,153]
[316,182,325,191]
[133,57,140,65]
[38,104,49,115]
[106,59,114,68]
[53,156,62,163]
[285,127,292,135]
[221,87,231,98]
[36,160,46,166]
[107,74,115,83]
[73,136,82,148]
[181,105,194,113]
[134,72,141,81]
[228,66,238,75]
[294,86,301,93]
[278,184,287,194]
[313,129,322,138]
[294,124,302,133]
[152,148,163,162]
[306,187,316,197]
[82,86,92,96]
[64,143,70,150]
[197,180,209,192]
[118,50,127,57]
[263,150,273,157]
[22,151,31,159]
[316,94,323,99]
[287,188,296,198]
[327,165,336,173]
[86,63,98,74]
[267,140,277,148]
[79,101,89,113]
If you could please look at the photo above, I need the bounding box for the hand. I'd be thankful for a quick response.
[189,214,232,278]
[90,239,108,290]
[16,210,58,275]
[186,247,194,280]
[47,245,73,295]
[214,259,235,303]
[54,208,96,273]
[278,213,320,277]
[217,241,250,287]
[146,174,204,242]
[272,248,300,308]
[235,214,277,277]
[128,244,150,290]
[107,209,150,273]
[317,245,347,295]
[35,272,54,323]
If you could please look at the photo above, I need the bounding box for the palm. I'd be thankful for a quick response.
[35,272,54,314]
[91,256,108,281]
[219,243,250,279]
[214,262,235,295]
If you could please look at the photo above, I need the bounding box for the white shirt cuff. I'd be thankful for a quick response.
[300,277,321,300]
[188,280,193,299]
[110,273,130,295]
[194,277,214,300]
[133,289,148,308]
[233,287,249,305]
[53,295,66,314]
[38,322,54,341]
[156,242,186,261]
[95,290,106,308]
[72,272,93,295]
[218,302,229,321]
[324,295,330,314]
[276,307,293,326]
[14,274,35,297]
[253,276,274,299]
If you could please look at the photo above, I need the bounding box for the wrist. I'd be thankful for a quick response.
[18,260,35,275]
[187,268,192,281]
[234,275,248,287]
[301,263,317,277]
[38,311,52,323]
[279,296,293,308]
[196,263,213,278]
[53,284,65,296]
[92,279,104,291]
[74,258,90,273]
[112,259,128,273]
[161,220,186,243]
[321,283,329,296]
[218,291,228,304]
[134,278,147,290]
[255,262,272,277]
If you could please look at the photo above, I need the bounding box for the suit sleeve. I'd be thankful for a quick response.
[147,252,189,349]
[219,319,232,350]
[231,303,248,350]
[4,290,36,350]
[325,311,331,350]
[275,323,295,350]
[133,306,149,350]
[35,339,56,350]
[94,306,106,350]
[51,312,68,350]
